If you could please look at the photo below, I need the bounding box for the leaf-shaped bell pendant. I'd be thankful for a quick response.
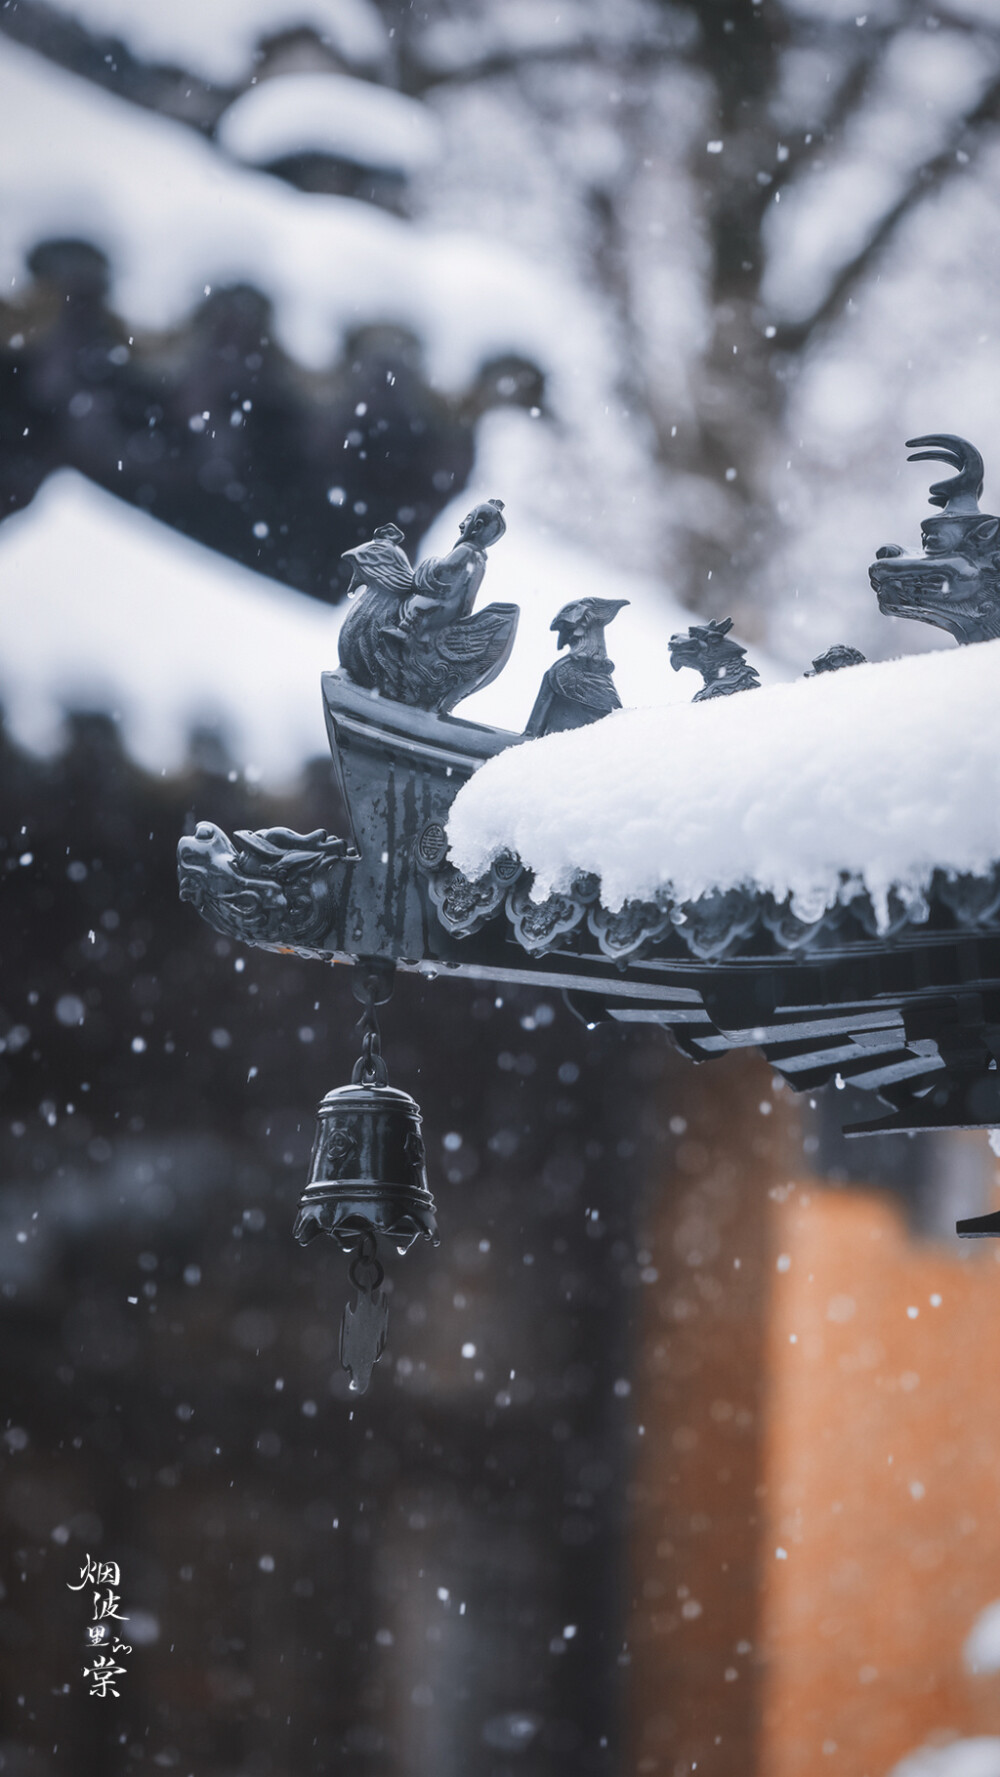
[293,966,437,1393]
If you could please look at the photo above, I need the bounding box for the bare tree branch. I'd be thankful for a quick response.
[400,27,689,97]
[773,69,1000,352]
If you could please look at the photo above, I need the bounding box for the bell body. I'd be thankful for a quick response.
[294,1082,438,1254]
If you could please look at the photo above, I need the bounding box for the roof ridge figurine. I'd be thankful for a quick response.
[869,433,1000,643]
[668,616,761,700]
[525,596,629,736]
[805,643,867,676]
[337,499,518,713]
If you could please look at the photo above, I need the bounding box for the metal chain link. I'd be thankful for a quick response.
[348,1230,384,1294]
[351,969,390,1086]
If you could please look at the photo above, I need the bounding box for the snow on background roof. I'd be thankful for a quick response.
[0,38,602,391]
[0,30,742,783]
[447,639,997,920]
[0,471,344,785]
[217,72,443,175]
[36,0,389,82]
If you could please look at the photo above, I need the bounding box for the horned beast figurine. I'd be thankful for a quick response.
[338,500,517,713]
[869,434,1000,644]
[668,617,761,700]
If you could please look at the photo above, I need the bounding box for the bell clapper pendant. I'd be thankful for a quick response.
[341,1232,389,1394]
[292,963,438,1395]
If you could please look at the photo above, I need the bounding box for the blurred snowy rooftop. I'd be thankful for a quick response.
[0,37,602,390]
[217,72,443,175]
[0,471,344,784]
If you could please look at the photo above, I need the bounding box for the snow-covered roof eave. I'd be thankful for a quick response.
[447,640,1000,928]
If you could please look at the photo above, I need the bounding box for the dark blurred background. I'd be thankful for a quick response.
[1,713,663,1776]
[4,4,1000,1776]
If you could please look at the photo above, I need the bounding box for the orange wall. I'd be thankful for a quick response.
[627,1053,792,1777]
[627,1054,1000,1777]
[759,1180,1000,1777]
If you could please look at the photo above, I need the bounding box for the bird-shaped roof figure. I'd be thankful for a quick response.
[342,522,414,596]
[337,505,517,713]
[525,597,629,737]
[337,523,415,694]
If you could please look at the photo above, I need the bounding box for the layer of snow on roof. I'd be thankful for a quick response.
[217,72,442,174]
[887,1740,1000,1777]
[0,39,597,389]
[41,0,387,83]
[448,642,1000,919]
[0,471,343,784]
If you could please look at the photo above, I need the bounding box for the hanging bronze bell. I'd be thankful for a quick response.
[292,962,438,1393]
[293,1074,438,1256]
